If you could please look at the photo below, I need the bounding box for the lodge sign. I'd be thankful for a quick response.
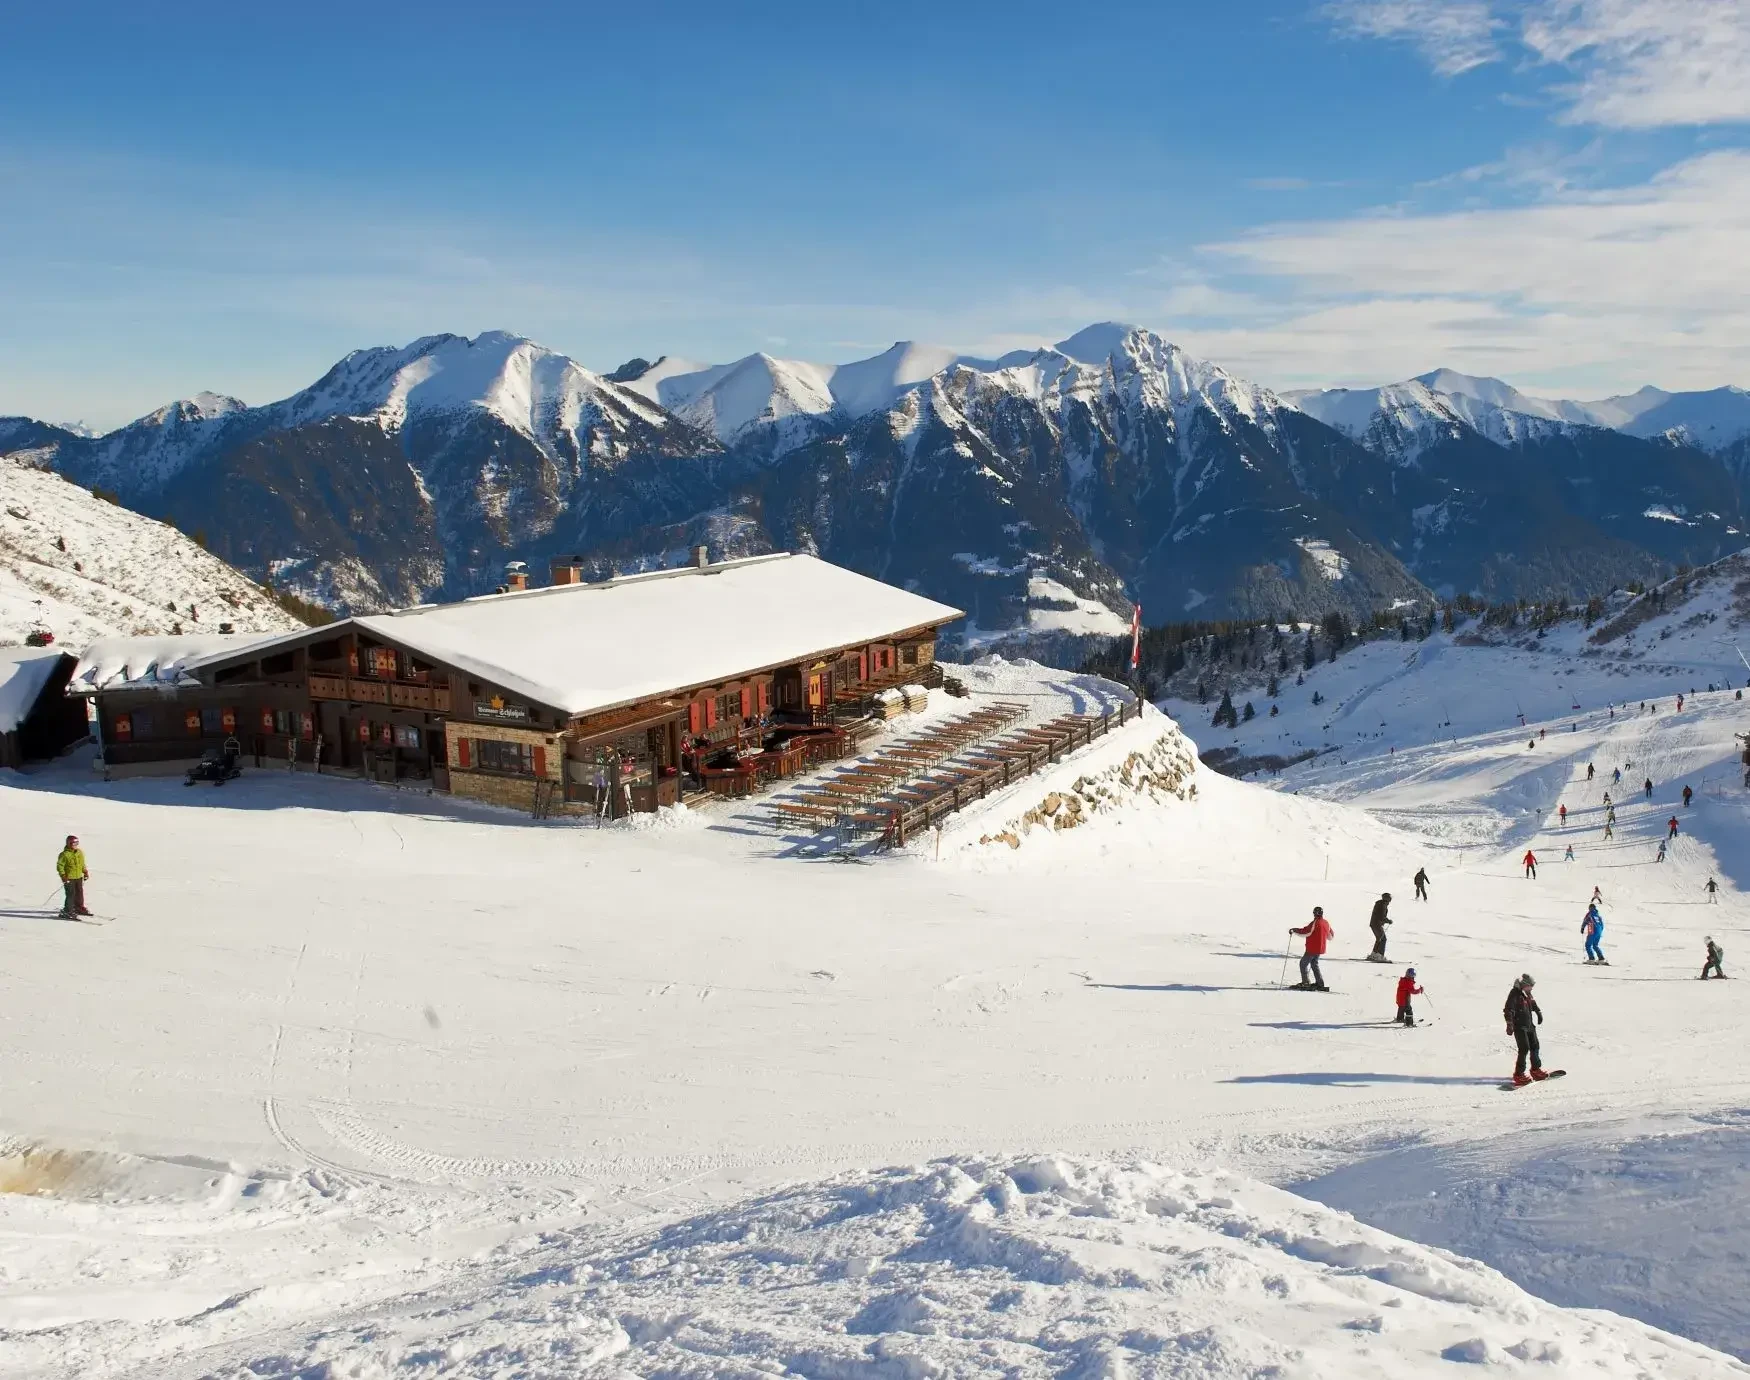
[474,695,532,722]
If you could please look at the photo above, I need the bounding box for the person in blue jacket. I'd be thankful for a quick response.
[1582,904,1606,964]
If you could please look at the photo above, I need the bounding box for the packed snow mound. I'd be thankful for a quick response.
[225,1156,1739,1379]
[0,456,304,647]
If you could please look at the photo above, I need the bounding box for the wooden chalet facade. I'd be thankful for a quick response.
[77,553,962,817]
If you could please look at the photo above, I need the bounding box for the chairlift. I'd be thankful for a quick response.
[24,599,54,647]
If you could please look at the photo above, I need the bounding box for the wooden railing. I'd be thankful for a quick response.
[875,700,1139,848]
[309,674,450,713]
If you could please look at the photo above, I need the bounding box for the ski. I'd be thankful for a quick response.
[1499,1069,1567,1090]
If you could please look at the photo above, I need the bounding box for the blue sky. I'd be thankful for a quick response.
[2,0,1747,427]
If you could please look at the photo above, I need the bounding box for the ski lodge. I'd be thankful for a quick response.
[0,648,89,770]
[70,551,963,817]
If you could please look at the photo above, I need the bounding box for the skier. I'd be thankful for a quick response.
[1704,877,1720,903]
[1395,968,1424,1026]
[1523,849,1538,879]
[55,834,92,920]
[1656,839,1668,863]
[1558,804,1567,826]
[1591,884,1604,906]
[1367,892,1393,961]
[1677,693,1685,712]
[1702,937,1726,980]
[1603,791,1612,808]
[1645,778,1654,800]
[1564,843,1575,861]
[1613,768,1621,786]
[1667,815,1680,840]
[1582,906,1606,964]
[1413,867,1430,901]
[1682,784,1693,808]
[1603,819,1614,841]
[1288,906,1332,990]
[1587,763,1595,781]
[1504,974,1547,1086]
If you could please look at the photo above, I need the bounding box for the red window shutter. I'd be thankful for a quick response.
[858,653,868,681]
[457,737,471,769]
[261,708,274,733]
[688,702,702,734]
[533,745,547,778]
[740,687,752,718]
[114,714,132,740]
[705,698,718,727]
[758,681,770,714]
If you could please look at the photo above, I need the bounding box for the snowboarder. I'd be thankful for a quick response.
[1395,968,1423,1026]
[1667,815,1680,840]
[1367,892,1393,961]
[1682,784,1693,808]
[1558,804,1567,826]
[1504,974,1546,1086]
[1413,867,1430,901]
[1704,877,1720,903]
[1582,906,1606,964]
[1289,907,1332,990]
[1702,937,1726,979]
[55,835,92,920]
[1523,849,1538,879]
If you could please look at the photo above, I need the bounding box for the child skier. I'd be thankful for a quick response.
[1395,968,1423,1026]
[1289,906,1333,990]
[1564,843,1575,861]
[1657,839,1668,863]
[1504,974,1546,1086]
[1702,937,1726,980]
[1704,877,1720,903]
[55,835,92,920]
[1582,906,1606,964]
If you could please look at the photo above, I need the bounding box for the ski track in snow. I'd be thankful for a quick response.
[2,635,1750,1374]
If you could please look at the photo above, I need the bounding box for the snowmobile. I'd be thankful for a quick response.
[185,738,243,786]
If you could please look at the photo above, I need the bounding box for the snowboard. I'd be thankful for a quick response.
[1499,1069,1567,1090]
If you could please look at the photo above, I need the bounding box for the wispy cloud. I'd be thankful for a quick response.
[1191,150,1750,390]
[1525,0,1750,128]
[1324,0,1503,76]
[1329,0,1750,128]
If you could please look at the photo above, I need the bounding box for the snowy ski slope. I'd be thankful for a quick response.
[1,647,1749,1375]
[0,455,302,647]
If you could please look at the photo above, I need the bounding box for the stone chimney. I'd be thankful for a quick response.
[504,560,529,592]
[692,544,710,569]
[550,556,583,586]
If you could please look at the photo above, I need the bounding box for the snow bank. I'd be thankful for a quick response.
[215,1155,1738,1379]
[69,633,280,693]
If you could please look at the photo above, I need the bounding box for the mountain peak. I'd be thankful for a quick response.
[1053,322,1151,366]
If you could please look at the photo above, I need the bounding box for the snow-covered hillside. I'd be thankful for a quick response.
[6,649,1750,1372]
[0,455,304,647]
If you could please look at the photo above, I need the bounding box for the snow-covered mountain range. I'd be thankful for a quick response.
[4,327,1746,633]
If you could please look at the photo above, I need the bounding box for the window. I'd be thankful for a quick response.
[395,725,421,750]
[201,707,223,734]
[715,692,737,724]
[274,709,292,736]
[366,647,397,679]
[132,711,154,738]
[475,738,534,774]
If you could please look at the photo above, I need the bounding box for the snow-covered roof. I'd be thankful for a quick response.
[185,553,958,718]
[0,648,69,733]
[348,552,961,717]
[69,633,282,695]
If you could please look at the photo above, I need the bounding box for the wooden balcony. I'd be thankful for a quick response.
[307,674,448,710]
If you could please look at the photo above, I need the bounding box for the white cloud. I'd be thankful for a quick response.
[1324,0,1503,75]
[1191,150,1750,392]
[1332,0,1750,129]
[1524,0,1750,128]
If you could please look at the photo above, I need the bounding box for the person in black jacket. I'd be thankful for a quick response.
[1413,867,1430,901]
[1504,974,1545,1085]
[1368,893,1393,960]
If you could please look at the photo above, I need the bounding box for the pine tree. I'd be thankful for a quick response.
[1212,690,1238,729]
[1266,673,1280,697]
[1242,701,1256,722]
[1303,636,1317,670]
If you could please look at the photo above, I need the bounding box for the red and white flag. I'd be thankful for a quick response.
[1129,603,1142,670]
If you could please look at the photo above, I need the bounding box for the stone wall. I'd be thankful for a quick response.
[445,720,566,814]
[976,725,1198,849]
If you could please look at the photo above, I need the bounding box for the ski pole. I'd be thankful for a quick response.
[1279,937,1294,989]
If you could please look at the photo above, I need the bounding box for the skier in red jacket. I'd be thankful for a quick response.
[1523,849,1538,879]
[1288,906,1332,991]
[1395,968,1423,1026]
